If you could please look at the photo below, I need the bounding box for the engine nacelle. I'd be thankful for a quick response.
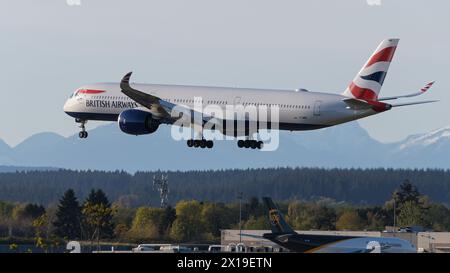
[118,109,160,135]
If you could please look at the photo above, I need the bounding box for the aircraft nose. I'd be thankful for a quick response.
[63,99,73,113]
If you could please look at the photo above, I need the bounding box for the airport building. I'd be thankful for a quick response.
[221,229,450,253]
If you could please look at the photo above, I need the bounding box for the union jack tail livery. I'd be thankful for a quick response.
[343,38,399,101]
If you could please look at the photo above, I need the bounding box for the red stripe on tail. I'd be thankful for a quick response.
[365,46,397,68]
[349,82,378,101]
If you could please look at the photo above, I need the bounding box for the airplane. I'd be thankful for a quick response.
[260,197,416,253]
[63,38,436,149]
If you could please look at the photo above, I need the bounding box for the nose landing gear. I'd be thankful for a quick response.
[79,131,88,139]
[76,119,88,139]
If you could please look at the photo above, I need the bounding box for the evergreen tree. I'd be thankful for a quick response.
[201,203,232,237]
[246,197,264,218]
[23,204,46,219]
[159,206,176,236]
[82,189,115,239]
[394,180,421,205]
[53,189,82,239]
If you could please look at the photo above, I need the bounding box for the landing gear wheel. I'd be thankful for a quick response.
[79,131,88,138]
[257,141,263,149]
[244,140,250,149]
[237,140,244,148]
[200,140,206,148]
[188,138,214,149]
[237,139,263,150]
[77,120,88,139]
[206,140,214,149]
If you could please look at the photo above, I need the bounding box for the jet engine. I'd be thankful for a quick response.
[118,109,160,135]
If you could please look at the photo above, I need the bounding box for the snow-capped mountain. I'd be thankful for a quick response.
[398,126,450,150]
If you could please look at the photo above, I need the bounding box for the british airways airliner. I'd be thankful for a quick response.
[63,39,436,149]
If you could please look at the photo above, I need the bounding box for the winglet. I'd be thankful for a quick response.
[420,81,435,93]
[120,71,133,90]
[119,71,161,108]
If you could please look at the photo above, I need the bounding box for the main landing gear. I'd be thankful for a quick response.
[237,140,263,150]
[76,119,88,139]
[187,139,214,149]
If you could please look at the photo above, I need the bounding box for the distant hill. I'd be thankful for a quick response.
[0,122,450,172]
[0,166,60,173]
[0,139,13,166]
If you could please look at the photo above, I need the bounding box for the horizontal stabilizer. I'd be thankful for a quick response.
[391,100,438,107]
[342,98,373,110]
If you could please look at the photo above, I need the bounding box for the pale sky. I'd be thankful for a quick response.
[0,0,448,146]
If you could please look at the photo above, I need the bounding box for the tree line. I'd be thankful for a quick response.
[0,168,449,206]
[1,180,450,251]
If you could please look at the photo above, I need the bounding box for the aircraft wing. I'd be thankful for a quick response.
[120,72,175,119]
[120,72,216,129]
[378,81,435,101]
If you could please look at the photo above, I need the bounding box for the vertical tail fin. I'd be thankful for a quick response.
[262,197,296,234]
[342,38,400,101]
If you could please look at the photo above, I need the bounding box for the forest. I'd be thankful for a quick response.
[1,180,449,251]
[0,167,449,206]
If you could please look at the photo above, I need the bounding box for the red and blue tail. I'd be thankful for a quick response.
[343,39,399,101]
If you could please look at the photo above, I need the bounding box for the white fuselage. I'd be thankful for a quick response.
[63,83,379,131]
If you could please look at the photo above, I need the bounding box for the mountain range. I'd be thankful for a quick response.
[0,122,449,172]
